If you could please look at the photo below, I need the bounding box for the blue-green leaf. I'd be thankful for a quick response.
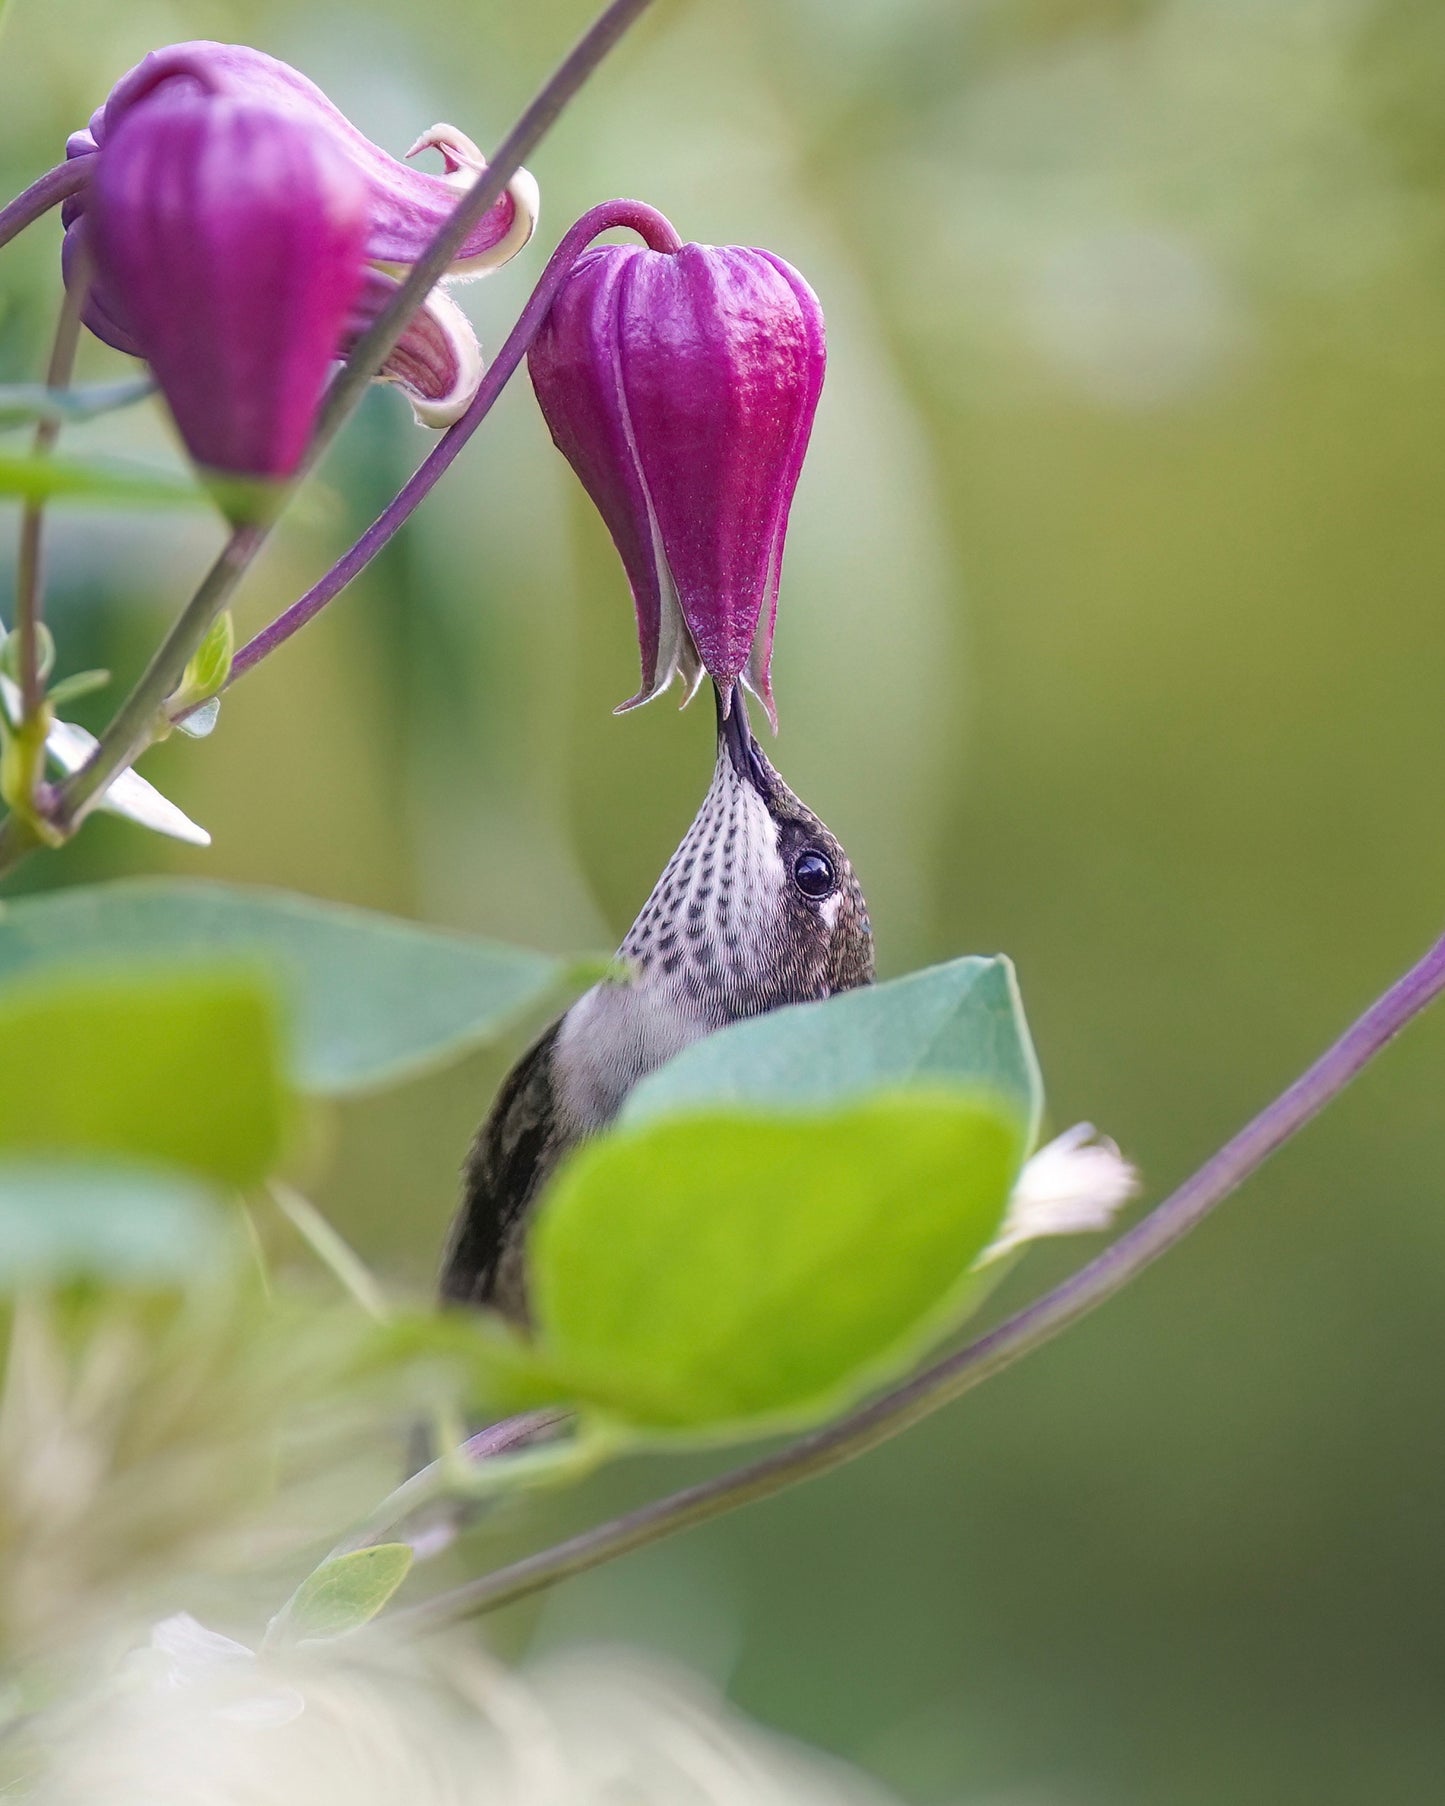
[0,1159,229,1288]
[0,880,568,1095]
[624,956,1043,1142]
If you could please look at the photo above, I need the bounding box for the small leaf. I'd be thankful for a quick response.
[269,1543,414,1644]
[0,967,289,1187]
[530,1092,1027,1436]
[170,610,234,715]
[0,451,203,507]
[0,1158,229,1288]
[0,377,155,430]
[623,956,1043,1144]
[0,880,567,1094]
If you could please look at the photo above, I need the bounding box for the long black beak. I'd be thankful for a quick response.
[716,682,771,794]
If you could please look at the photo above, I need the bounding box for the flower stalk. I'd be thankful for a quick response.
[220,199,682,692]
[386,922,1445,1633]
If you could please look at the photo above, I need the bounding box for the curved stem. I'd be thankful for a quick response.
[0,161,86,254]
[311,0,658,454]
[224,199,681,688]
[387,924,1445,1634]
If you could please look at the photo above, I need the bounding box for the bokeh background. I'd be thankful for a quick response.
[4,0,1445,1799]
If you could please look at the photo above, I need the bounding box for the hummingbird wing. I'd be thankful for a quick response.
[439,1020,565,1317]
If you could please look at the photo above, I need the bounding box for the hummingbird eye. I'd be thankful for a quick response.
[792,848,835,899]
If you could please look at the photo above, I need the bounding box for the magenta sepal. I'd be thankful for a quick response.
[62,42,539,472]
[65,41,531,271]
[85,87,369,483]
[528,241,826,727]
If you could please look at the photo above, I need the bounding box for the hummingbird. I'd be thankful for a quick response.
[438,686,875,1319]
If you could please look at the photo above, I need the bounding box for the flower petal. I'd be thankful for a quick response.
[346,266,483,427]
[529,246,672,707]
[975,1123,1139,1265]
[76,42,535,272]
[529,240,825,721]
[86,85,371,480]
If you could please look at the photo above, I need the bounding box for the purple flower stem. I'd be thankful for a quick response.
[223,199,681,691]
[387,925,1445,1634]
[0,161,87,254]
[324,1408,572,1561]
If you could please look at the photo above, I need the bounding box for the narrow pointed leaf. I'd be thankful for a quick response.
[269,1543,413,1644]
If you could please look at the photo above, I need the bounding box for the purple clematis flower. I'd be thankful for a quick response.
[528,241,826,727]
[62,41,537,480]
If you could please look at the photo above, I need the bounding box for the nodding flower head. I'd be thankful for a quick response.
[528,240,826,728]
[63,42,538,487]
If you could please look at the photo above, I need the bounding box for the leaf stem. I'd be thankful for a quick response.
[222,199,681,689]
[386,924,1445,1634]
[15,277,86,724]
[0,0,657,879]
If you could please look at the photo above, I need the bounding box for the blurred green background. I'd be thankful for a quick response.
[5,0,1445,1799]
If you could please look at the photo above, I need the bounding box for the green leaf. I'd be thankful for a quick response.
[269,1543,414,1644]
[169,610,234,716]
[0,879,568,1094]
[0,378,155,430]
[0,1158,229,1288]
[0,967,287,1187]
[531,1091,1027,1436]
[0,452,203,508]
[623,956,1043,1143]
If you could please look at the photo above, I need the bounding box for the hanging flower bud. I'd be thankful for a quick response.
[62,41,539,476]
[86,88,369,487]
[528,241,826,727]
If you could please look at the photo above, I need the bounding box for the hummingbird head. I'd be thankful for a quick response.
[620,688,875,1018]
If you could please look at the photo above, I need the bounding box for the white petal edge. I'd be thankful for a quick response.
[0,672,210,847]
[396,286,484,429]
[975,1122,1139,1267]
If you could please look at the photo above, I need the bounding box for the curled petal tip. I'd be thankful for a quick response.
[405,123,485,181]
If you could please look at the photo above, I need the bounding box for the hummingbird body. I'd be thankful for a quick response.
[439,692,874,1318]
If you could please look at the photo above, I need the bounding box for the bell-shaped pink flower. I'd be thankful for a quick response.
[528,242,826,727]
[62,42,539,474]
[85,87,369,484]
